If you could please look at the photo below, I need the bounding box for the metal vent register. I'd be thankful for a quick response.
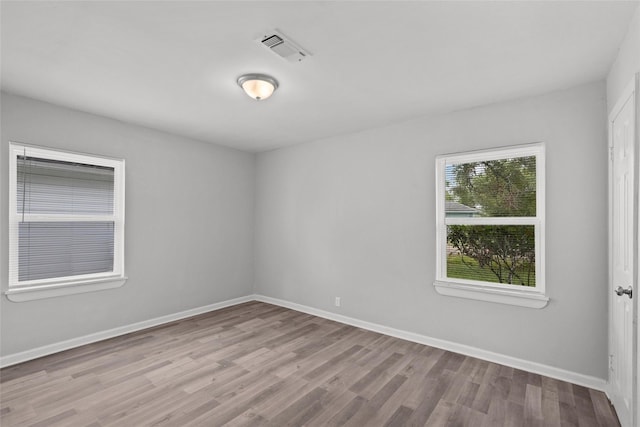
[259,30,311,63]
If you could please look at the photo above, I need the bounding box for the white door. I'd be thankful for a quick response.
[609,79,636,427]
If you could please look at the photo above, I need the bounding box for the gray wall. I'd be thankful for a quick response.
[255,81,609,379]
[0,92,255,357]
[606,4,640,112]
[0,81,612,380]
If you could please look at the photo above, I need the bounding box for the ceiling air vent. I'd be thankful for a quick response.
[259,30,311,63]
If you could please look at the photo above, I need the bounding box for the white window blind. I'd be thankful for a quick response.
[17,156,115,215]
[8,143,125,296]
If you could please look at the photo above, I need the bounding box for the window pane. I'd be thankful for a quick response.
[19,222,114,281]
[17,156,114,215]
[445,156,536,217]
[447,225,536,287]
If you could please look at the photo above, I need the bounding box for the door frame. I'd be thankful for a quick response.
[608,73,639,427]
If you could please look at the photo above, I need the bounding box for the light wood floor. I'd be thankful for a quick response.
[1,301,620,426]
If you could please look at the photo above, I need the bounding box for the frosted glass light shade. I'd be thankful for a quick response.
[237,74,279,100]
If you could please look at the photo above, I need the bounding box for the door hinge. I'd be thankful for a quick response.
[609,354,614,371]
[609,146,614,161]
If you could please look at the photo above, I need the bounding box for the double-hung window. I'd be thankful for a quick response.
[7,143,125,301]
[434,143,547,308]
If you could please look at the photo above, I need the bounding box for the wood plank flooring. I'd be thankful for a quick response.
[0,301,620,426]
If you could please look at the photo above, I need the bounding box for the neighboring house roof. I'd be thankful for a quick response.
[445,201,479,214]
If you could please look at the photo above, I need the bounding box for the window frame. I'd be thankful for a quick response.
[6,143,126,302]
[434,142,548,308]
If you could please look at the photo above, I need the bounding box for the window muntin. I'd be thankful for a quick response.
[435,143,545,304]
[8,143,125,292]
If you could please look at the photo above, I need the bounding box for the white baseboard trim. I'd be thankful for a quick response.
[0,295,255,368]
[0,293,609,394]
[253,294,608,392]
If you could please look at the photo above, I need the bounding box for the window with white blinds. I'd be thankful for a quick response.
[8,143,125,300]
[434,143,548,308]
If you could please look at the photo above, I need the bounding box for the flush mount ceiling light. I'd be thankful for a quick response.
[237,74,279,101]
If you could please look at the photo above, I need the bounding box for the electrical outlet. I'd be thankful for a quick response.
[334,297,341,307]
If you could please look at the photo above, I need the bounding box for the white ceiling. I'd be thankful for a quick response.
[1,1,638,152]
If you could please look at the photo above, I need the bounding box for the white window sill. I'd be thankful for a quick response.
[5,276,127,302]
[434,280,549,309]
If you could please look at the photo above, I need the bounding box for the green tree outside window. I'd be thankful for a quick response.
[446,156,537,287]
